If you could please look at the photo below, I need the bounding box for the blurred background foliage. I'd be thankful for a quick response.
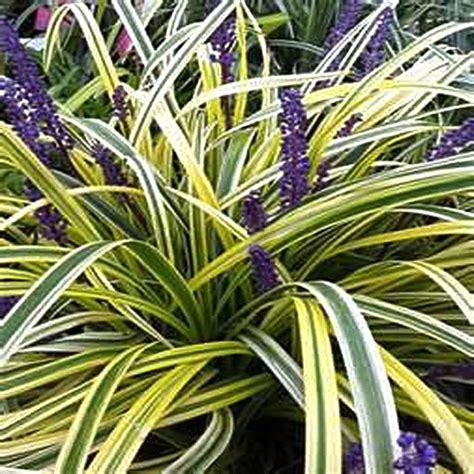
[1,1,472,78]
[1,1,473,48]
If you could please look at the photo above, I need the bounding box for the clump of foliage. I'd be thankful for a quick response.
[0,1,473,473]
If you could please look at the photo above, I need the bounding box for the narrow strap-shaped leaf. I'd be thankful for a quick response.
[142,23,199,82]
[382,348,474,471]
[152,101,220,209]
[240,327,304,408]
[55,345,149,473]
[329,221,474,259]
[164,0,188,62]
[397,204,474,222]
[163,408,234,473]
[62,116,174,258]
[130,0,234,147]
[404,261,474,324]
[158,375,274,428]
[123,241,205,339]
[0,124,99,241]
[0,381,91,440]
[0,183,144,239]
[0,468,42,473]
[62,3,119,94]
[355,295,474,357]
[1,239,202,361]
[87,362,206,473]
[0,246,66,265]
[63,74,125,112]
[294,298,341,474]
[1,348,121,399]
[180,72,339,115]
[43,4,70,71]
[131,341,250,376]
[299,282,399,474]
[232,2,248,124]
[53,172,146,240]
[168,188,247,240]
[315,21,474,154]
[190,155,474,289]
[22,312,120,347]
[0,242,123,362]
[111,0,154,64]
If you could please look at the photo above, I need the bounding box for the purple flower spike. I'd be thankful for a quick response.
[0,296,19,317]
[248,244,280,293]
[427,362,474,381]
[319,0,363,88]
[394,432,437,473]
[358,7,394,78]
[313,157,332,192]
[278,88,310,209]
[209,13,236,83]
[208,1,236,128]
[0,16,73,151]
[337,112,363,138]
[314,113,363,191]
[0,17,72,243]
[93,144,131,203]
[324,0,364,54]
[1,79,69,244]
[24,180,68,244]
[426,117,474,161]
[112,85,129,121]
[346,442,365,474]
[242,191,267,234]
[35,205,68,244]
[1,79,45,160]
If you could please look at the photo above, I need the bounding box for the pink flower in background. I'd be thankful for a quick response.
[34,2,132,57]
[34,1,72,32]
[116,28,132,56]
[34,6,52,31]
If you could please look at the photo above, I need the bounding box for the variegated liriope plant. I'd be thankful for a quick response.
[0,1,473,473]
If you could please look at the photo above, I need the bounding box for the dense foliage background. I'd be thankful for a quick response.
[0,1,473,473]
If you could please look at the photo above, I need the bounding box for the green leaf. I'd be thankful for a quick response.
[159,375,274,428]
[111,0,154,63]
[62,116,174,258]
[0,242,122,362]
[0,239,204,362]
[130,0,234,147]
[87,363,206,473]
[163,408,234,473]
[141,23,199,82]
[240,327,304,408]
[43,4,70,71]
[403,261,474,325]
[58,3,119,94]
[356,296,474,356]
[382,349,474,472]
[300,282,399,473]
[55,345,148,473]
[131,342,251,376]
[0,124,100,241]
[191,155,474,288]
[1,349,121,399]
[294,298,341,474]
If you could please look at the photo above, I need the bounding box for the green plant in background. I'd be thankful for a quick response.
[0,0,473,473]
